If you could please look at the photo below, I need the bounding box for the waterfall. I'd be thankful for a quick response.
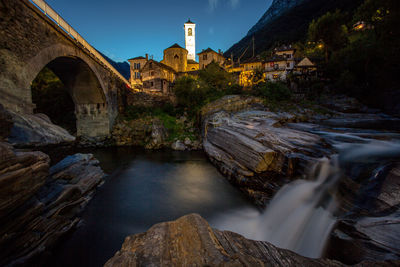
[211,140,400,259]
[252,157,340,258]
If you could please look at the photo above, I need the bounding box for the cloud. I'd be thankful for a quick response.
[208,0,240,12]
[208,0,218,11]
[230,0,240,9]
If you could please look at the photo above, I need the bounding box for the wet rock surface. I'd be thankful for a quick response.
[7,111,75,147]
[0,143,105,266]
[105,213,345,267]
[201,95,400,264]
[203,108,329,206]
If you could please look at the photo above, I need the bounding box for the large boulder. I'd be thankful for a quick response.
[203,109,329,206]
[105,214,344,267]
[0,144,105,266]
[145,118,168,149]
[8,111,75,147]
[327,163,400,264]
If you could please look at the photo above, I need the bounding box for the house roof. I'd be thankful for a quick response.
[264,55,287,63]
[187,59,199,65]
[297,57,315,67]
[274,45,296,52]
[167,43,185,49]
[144,59,177,73]
[198,48,223,56]
[185,19,195,24]
[242,57,263,64]
[128,56,146,61]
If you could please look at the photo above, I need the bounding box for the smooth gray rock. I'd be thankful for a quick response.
[8,111,75,147]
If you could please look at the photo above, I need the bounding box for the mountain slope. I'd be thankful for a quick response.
[225,0,363,60]
[247,0,305,37]
[99,52,130,80]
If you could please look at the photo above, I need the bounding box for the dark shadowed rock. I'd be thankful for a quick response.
[0,104,13,140]
[105,213,344,267]
[0,143,105,266]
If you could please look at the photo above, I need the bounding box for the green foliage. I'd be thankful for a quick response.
[173,62,242,116]
[252,82,292,102]
[124,105,195,142]
[308,10,349,61]
[31,67,76,133]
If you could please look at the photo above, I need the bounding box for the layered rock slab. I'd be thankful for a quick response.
[105,213,344,267]
[0,143,105,266]
[203,109,329,206]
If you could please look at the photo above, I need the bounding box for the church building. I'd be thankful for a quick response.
[128,19,226,94]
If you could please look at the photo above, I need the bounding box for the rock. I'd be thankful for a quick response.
[327,163,400,264]
[0,143,105,266]
[105,214,344,267]
[184,137,191,146]
[200,95,264,120]
[171,140,186,151]
[321,94,367,113]
[0,142,49,218]
[145,119,168,150]
[8,111,75,147]
[0,104,13,140]
[203,109,329,206]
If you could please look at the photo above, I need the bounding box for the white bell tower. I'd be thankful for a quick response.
[184,19,196,61]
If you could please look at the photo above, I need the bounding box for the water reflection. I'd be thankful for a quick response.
[47,148,254,267]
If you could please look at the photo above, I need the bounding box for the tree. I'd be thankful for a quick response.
[308,10,349,62]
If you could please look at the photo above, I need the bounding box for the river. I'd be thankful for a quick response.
[45,147,257,267]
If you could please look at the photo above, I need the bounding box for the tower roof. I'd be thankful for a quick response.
[185,19,195,24]
[167,43,184,49]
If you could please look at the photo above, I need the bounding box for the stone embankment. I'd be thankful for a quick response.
[105,213,345,267]
[112,117,201,151]
[0,142,105,266]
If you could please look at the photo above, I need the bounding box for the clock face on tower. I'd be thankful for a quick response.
[188,28,193,36]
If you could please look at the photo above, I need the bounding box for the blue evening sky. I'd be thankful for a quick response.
[44,0,271,62]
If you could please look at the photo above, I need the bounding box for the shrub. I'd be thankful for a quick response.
[252,82,292,102]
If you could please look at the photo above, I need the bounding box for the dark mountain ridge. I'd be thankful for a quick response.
[225,0,363,60]
[99,52,130,80]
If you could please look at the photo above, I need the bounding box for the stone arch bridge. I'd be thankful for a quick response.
[0,0,130,138]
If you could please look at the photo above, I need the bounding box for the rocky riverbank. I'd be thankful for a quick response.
[200,95,400,264]
[112,115,202,151]
[105,213,346,267]
[0,142,105,266]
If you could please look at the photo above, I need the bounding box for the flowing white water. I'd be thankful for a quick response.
[211,140,400,258]
[212,157,340,258]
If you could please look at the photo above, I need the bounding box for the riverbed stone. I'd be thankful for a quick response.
[171,140,186,151]
[105,213,345,267]
[7,111,75,147]
[0,143,105,266]
[203,108,329,206]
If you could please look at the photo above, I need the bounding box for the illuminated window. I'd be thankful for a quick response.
[188,28,192,36]
[273,74,279,79]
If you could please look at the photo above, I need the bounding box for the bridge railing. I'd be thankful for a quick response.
[29,0,131,87]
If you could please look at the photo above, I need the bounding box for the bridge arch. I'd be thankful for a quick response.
[27,44,111,138]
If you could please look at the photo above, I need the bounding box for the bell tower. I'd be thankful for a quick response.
[184,19,196,61]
